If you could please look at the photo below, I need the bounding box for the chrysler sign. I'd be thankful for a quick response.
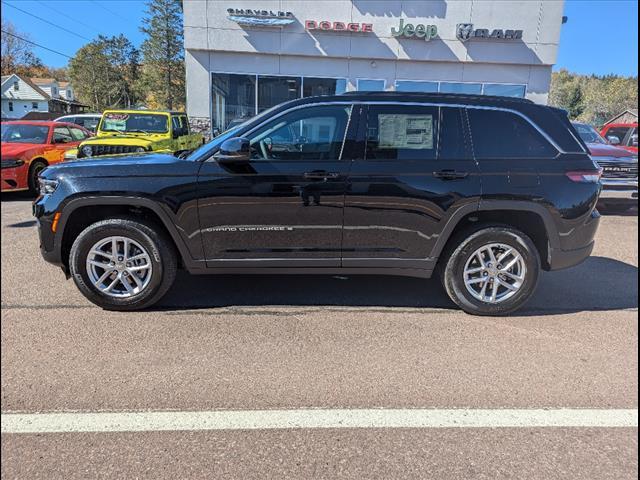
[227,8,295,27]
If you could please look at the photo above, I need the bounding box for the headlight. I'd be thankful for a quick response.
[1,159,25,169]
[38,178,59,195]
[64,151,77,161]
[81,145,93,157]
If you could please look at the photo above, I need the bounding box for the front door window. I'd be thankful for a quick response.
[247,105,352,161]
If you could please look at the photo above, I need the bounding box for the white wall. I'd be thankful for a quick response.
[185,0,563,66]
[1,99,49,119]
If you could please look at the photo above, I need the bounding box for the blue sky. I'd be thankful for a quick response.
[1,0,638,76]
[556,0,638,76]
[1,0,147,65]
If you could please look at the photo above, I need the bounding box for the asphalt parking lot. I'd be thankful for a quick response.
[1,194,638,479]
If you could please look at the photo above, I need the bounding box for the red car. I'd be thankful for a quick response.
[1,121,92,194]
[600,122,638,154]
[573,122,638,210]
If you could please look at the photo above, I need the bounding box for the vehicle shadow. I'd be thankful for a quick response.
[0,191,35,202]
[156,256,638,317]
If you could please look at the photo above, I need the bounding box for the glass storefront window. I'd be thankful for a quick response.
[303,78,347,97]
[395,81,439,93]
[258,76,301,113]
[482,83,526,98]
[357,79,386,91]
[439,82,483,94]
[211,73,256,132]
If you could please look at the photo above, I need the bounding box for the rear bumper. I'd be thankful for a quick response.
[548,209,600,271]
[549,241,595,271]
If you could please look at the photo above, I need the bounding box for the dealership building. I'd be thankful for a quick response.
[184,0,565,136]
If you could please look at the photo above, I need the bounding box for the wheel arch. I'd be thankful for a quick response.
[56,196,200,272]
[432,201,559,271]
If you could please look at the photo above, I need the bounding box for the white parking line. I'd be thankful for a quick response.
[2,409,637,433]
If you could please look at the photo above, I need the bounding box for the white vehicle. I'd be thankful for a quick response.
[54,114,102,133]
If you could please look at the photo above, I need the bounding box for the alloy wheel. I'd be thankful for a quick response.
[463,243,526,304]
[86,236,153,298]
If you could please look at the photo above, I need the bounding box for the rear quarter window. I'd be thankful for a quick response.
[468,109,557,159]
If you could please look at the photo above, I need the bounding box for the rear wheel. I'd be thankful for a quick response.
[27,160,47,194]
[69,218,177,310]
[441,226,540,316]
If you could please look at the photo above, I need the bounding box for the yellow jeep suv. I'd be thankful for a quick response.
[69,110,203,159]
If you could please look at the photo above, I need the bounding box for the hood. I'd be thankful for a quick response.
[40,153,198,183]
[1,142,41,158]
[47,152,180,171]
[586,142,635,158]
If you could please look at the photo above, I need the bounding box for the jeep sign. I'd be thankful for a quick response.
[391,19,438,41]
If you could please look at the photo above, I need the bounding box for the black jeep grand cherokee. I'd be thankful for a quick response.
[34,92,602,315]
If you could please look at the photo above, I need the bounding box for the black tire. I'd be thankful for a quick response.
[69,218,177,311]
[27,160,47,195]
[440,226,540,316]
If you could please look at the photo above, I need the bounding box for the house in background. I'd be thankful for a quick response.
[602,109,638,127]
[1,74,87,120]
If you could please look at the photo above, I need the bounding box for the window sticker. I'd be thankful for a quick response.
[378,114,434,149]
[103,113,129,131]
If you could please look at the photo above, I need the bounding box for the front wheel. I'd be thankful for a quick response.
[69,218,177,310]
[27,160,47,195]
[441,227,540,316]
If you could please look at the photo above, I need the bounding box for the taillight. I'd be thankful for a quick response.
[566,169,603,183]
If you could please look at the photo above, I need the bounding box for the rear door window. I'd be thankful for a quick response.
[438,107,469,160]
[365,105,438,161]
[53,127,73,144]
[180,116,190,134]
[69,127,88,141]
[467,109,557,159]
[364,105,469,161]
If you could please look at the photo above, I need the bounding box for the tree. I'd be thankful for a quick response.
[68,35,141,111]
[549,69,585,119]
[550,69,638,126]
[1,20,43,76]
[580,75,638,125]
[140,0,185,110]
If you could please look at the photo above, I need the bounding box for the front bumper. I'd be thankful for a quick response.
[1,164,28,192]
[599,178,638,201]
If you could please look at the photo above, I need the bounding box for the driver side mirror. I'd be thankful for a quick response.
[53,137,68,144]
[607,135,621,145]
[631,134,638,147]
[214,137,251,163]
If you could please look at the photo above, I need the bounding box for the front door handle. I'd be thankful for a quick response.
[303,171,340,181]
[433,169,469,180]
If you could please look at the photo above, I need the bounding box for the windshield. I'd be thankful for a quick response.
[1,124,50,144]
[573,123,607,145]
[99,113,169,134]
[187,103,284,161]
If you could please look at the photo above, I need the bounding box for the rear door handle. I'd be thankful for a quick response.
[433,169,469,180]
[303,171,340,181]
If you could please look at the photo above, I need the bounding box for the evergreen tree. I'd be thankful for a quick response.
[140,0,185,110]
